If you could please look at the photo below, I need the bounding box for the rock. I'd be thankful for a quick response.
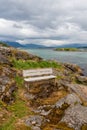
[0,53,10,64]
[25,115,44,128]
[76,75,87,84]
[24,93,35,100]
[60,104,87,130]
[66,84,87,102]
[64,63,83,75]
[0,66,17,104]
[32,126,41,130]
[55,93,82,108]
[33,105,53,116]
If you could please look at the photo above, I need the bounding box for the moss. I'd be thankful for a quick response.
[15,123,31,130]
[42,122,74,130]
[56,122,74,130]
[81,124,87,130]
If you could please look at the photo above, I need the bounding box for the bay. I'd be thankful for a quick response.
[22,48,87,75]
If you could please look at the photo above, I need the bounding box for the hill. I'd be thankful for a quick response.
[3,41,46,48]
[0,45,87,130]
[0,41,9,47]
[4,41,24,48]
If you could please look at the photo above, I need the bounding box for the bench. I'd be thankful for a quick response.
[23,68,56,86]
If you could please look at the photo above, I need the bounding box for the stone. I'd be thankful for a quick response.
[76,75,87,84]
[66,84,87,102]
[32,126,41,130]
[55,93,82,108]
[60,104,87,130]
[64,63,83,74]
[25,115,44,128]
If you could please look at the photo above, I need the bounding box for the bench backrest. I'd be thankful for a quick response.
[23,68,53,77]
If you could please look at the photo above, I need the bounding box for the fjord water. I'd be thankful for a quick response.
[24,48,87,75]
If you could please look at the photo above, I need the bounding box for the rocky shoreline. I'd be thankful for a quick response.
[0,45,87,130]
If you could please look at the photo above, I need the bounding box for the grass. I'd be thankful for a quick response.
[12,59,62,70]
[15,76,24,88]
[0,116,15,130]
[7,99,29,118]
[0,74,32,130]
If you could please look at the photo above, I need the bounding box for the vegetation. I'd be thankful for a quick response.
[81,124,87,130]
[0,116,15,130]
[55,48,79,51]
[0,41,9,47]
[12,59,62,70]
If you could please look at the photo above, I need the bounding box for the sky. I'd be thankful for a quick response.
[0,0,87,46]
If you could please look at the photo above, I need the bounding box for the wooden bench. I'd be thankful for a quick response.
[23,68,56,86]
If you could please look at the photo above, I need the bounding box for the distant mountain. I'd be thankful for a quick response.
[53,43,87,48]
[5,41,24,48]
[1,41,87,49]
[23,43,46,48]
[3,41,47,48]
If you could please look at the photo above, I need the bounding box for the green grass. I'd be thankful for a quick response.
[15,76,24,88]
[0,116,15,130]
[7,99,29,118]
[12,59,62,70]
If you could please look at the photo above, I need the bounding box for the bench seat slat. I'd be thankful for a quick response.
[23,68,53,77]
[24,75,56,82]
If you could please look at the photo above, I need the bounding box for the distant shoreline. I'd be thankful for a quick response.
[54,48,87,52]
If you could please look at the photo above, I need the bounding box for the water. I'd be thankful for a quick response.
[22,48,87,75]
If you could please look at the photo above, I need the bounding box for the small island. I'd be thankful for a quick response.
[55,48,82,51]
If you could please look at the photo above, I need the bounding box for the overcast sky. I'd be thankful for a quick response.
[0,0,87,46]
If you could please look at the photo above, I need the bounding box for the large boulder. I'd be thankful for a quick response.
[60,104,87,130]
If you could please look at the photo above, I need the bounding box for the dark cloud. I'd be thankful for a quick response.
[0,0,87,45]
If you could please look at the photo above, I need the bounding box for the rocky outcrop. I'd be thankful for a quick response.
[0,46,42,104]
[0,66,17,104]
[76,75,87,85]
[0,45,87,130]
[0,46,42,61]
[61,104,87,130]
[64,63,83,75]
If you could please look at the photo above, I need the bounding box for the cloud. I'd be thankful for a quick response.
[0,0,87,45]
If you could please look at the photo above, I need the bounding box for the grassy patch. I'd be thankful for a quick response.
[12,59,62,70]
[15,76,24,88]
[7,99,29,118]
[0,116,15,130]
